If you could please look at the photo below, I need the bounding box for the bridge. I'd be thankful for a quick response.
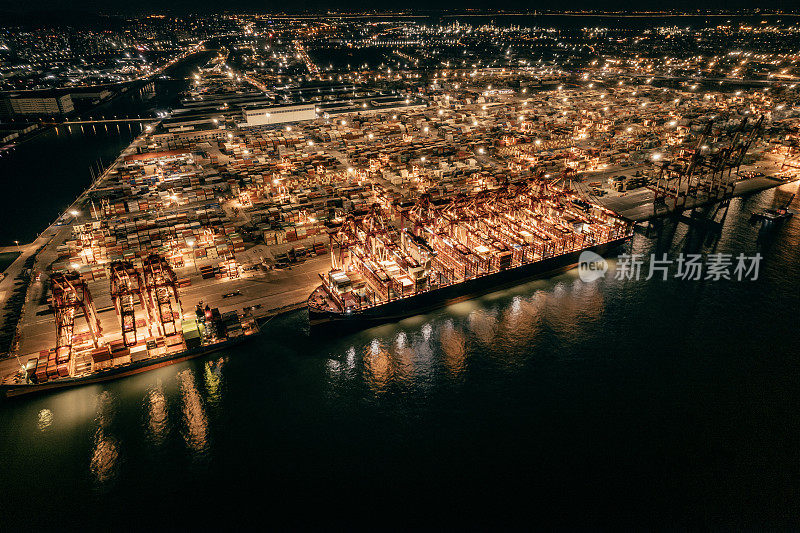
[54,118,157,125]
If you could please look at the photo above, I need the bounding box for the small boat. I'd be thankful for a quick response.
[752,193,795,222]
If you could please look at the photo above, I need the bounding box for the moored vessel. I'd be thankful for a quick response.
[1,306,260,399]
[751,193,795,222]
[308,179,633,329]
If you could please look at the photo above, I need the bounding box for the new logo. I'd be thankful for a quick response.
[578,250,608,282]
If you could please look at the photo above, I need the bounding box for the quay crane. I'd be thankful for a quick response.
[651,116,763,210]
[142,254,183,338]
[50,272,102,362]
[109,261,150,347]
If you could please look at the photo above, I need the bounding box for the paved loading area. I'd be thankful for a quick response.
[0,252,329,378]
[597,174,796,222]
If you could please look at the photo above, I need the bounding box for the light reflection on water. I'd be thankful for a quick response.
[316,269,610,390]
[145,383,168,447]
[365,338,392,393]
[90,391,120,485]
[468,307,499,347]
[177,369,211,460]
[37,409,54,432]
[203,357,227,408]
[392,336,415,382]
[440,320,466,376]
[1,186,798,526]
[90,430,120,485]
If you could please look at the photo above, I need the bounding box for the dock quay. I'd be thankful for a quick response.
[597,172,798,222]
[2,52,800,388]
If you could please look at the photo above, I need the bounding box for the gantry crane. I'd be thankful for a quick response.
[50,272,102,361]
[651,116,763,210]
[652,121,712,208]
[142,254,182,337]
[109,261,150,347]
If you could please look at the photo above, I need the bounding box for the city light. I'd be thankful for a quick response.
[0,16,795,516]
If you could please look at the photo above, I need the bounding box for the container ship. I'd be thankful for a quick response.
[1,255,259,398]
[308,180,633,328]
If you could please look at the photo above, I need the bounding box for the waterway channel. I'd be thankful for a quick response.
[1,26,799,526]
[1,183,798,528]
[0,50,215,246]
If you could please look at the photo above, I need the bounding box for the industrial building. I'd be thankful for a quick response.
[0,92,74,117]
[240,103,317,127]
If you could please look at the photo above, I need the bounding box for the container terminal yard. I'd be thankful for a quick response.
[1,46,799,393]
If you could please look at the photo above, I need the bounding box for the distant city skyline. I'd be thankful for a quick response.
[0,2,796,17]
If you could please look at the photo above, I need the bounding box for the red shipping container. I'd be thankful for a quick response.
[36,359,49,382]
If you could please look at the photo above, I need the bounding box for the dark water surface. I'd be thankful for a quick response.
[0,124,139,246]
[0,51,214,246]
[0,23,799,525]
[1,184,798,528]
[0,251,20,272]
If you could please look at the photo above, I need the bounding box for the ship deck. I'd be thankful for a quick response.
[310,233,630,317]
[1,319,257,391]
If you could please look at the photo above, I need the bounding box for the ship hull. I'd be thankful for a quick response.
[1,328,260,399]
[309,237,630,331]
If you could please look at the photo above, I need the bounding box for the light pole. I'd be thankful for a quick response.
[14,240,20,253]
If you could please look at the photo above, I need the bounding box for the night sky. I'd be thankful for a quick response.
[0,0,795,17]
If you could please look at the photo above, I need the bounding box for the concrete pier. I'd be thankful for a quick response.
[598,174,798,222]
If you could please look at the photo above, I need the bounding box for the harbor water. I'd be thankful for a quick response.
[0,51,215,246]
[1,184,798,528]
[1,21,799,525]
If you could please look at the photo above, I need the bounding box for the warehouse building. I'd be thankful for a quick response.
[240,104,317,127]
[0,92,74,117]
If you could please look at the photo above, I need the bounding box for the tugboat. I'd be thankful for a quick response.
[752,193,795,222]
